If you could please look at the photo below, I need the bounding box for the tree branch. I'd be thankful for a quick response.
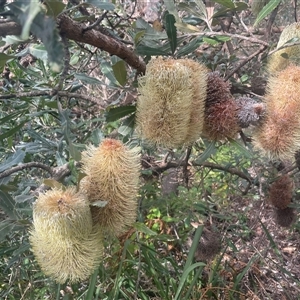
[0,162,53,179]
[57,14,146,74]
[0,20,22,36]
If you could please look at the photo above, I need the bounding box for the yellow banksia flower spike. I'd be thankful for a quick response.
[80,138,140,236]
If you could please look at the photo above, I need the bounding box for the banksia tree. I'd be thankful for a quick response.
[136,57,207,148]
[268,174,294,209]
[267,22,300,74]
[80,138,140,236]
[253,65,300,160]
[202,72,240,140]
[29,187,103,284]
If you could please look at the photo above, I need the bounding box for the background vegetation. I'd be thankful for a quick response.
[0,0,300,299]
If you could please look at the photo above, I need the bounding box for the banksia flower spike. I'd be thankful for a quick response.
[253,65,300,160]
[136,57,207,148]
[275,207,296,228]
[30,187,103,284]
[267,22,300,74]
[80,138,140,236]
[268,174,294,209]
[202,72,240,140]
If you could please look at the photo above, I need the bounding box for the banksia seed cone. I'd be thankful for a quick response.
[80,138,140,236]
[268,175,294,209]
[267,22,300,74]
[202,72,240,140]
[275,207,296,228]
[29,187,103,284]
[253,65,300,160]
[235,97,265,128]
[136,57,207,148]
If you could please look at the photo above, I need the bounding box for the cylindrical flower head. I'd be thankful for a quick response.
[268,174,294,209]
[178,58,207,145]
[29,187,103,284]
[202,72,240,140]
[80,139,140,236]
[253,65,300,160]
[275,207,296,228]
[267,23,300,74]
[136,57,201,148]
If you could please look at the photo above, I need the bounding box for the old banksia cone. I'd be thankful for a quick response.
[253,65,300,160]
[275,207,296,228]
[267,22,300,74]
[202,72,240,140]
[136,57,207,148]
[268,174,294,209]
[30,187,103,284]
[80,138,140,236]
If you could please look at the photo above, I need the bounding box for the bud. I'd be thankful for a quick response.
[80,139,140,236]
[29,187,103,284]
[136,57,207,148]
[253,65,300,160]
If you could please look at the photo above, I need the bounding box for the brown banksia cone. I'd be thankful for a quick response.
[29,187,103,284]
[202,72,240,140]
[267,22,300,74]
[136,57,207,148]
[235,97,265,128]
[268,174,294,209]
[275,207,296,227]
[187,227,221,262]
[80,138,140,236]
[253,65,300,160]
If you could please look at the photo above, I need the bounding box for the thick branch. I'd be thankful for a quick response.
[0,162,53,179]
[57,14,146,74]
[0,21,22,36]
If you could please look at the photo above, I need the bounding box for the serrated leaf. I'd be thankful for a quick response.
[74,73,103,84]
[164,0,180,23]
[85,0,115,11]
[134,222,157,236]
[90,200,108,207]
[213,0,235,9]
[254,0,282,27]
[28,44,48,60]
[136,45,167,56]
[0,190,17,219]
[0,53,15,70]
[165,13,177,54]
[106,105,136,122]
[44,0,66,17]
[0,150,25,173]
[112,60,127,86]
[43,179,65,190]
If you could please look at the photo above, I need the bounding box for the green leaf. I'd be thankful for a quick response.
[74,73,103,84]
[134,222,158,236]
[213,0,235,9]
[0,150,25,173]
[0,220,16,242]
[136,45,167,56]
[112,60,127,86]
[101,61,120,86]
[175,22,201,33]
[86,0,115,11]
[21,2,41,40]
[44,0,66,17]
[28,44,48,61]
[165,13,177,54]
[0,111,23,126]
[194,141,216,164]
[105,105,136,122]
[176,36,203,57]
[0,53,15,70]
[164,0,180,23]
[254,0,282,27]
[0,121,27,141]
[68,142,81,162]
[43,179,65,190]
[0,190,17,219]
[227,138,252,158]
[194,0,208,18]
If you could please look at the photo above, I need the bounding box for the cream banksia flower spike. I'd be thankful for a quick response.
[29,187,103,284]
[80,138,140,236]
[136,57,207,148]
[253,65,300,160]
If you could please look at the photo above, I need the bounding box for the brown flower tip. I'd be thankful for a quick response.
[267,22,300,74]
[30,187,104,284]
[235,97,266,128]
[202,72,240,140]
[275,207,296,228]
[136,57,207,148]
[253,65,300,160]
[80,138,140,236]
[268,175,294,209]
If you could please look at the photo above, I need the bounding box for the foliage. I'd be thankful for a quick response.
[0,0,300,299]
